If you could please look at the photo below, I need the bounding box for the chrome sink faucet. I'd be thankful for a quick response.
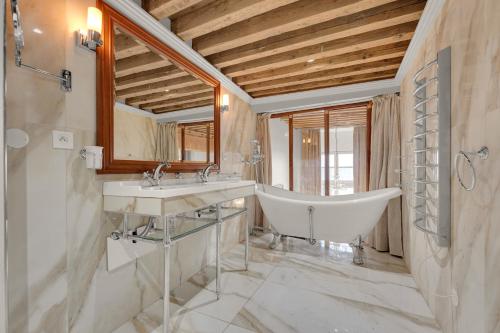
[200,164,218,183]
[143,161,171,186]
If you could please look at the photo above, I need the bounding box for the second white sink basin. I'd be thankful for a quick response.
[103,180,256,198]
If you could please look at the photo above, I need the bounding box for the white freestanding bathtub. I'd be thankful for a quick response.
[256,185,401,263]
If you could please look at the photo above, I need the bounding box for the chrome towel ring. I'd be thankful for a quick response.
[455,146,489,191]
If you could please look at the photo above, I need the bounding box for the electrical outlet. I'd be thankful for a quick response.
[52,130,74,150]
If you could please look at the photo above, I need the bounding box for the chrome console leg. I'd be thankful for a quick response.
[163,215,172,333]
[215,204,222,300]
[122,213,129,239]
[350,235,364,265]
[245,213,249,271]
[269,232,281,249]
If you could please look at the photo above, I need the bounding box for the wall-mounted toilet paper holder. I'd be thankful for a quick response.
[80,146,104,169]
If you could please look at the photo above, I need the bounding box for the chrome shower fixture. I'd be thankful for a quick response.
[10,0,72,92]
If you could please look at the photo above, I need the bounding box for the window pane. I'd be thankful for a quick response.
[338,153,353,167]
[338,167,353,181]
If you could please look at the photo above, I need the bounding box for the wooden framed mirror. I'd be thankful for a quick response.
[96,1,220,174]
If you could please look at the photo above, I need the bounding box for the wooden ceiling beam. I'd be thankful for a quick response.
[115,52,170,77]
[192,0,398,56]
[116,75,204,99]
[250,69,398,97]
[114,33,150,60]
[126,84,213,106]
[144,0,207,19]
[207,0,425,68]
[139,91,214,110]
[223,21,417,78]
[115,65,188,90]
[234,42,409,85]
[172,0,298,41]
[243,57,403,92]
[153,98,214,113]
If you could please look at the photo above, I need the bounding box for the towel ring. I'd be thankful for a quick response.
[455,146,489,191]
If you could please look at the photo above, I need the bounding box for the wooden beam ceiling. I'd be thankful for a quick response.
[222,21,417,77]
[206,0,424,68]
[233,41,409,85]
[139,91,214,110]
[115,66,189,90]
[125,84,213,106]
[171,0,299,41]
[153,98,214,113]
[136,0,426,99]
[192,0,399,56]
[144,0,208,19]
[242,57,403,93]
[250,69,398,97]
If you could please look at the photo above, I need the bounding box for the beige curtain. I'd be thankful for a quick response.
[353,126,367,192]
[367,94,403,257]
[300,129,321,195]
[255,114,273,228]
[155,122,179,162]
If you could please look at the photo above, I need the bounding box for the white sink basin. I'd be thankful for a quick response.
[103,180,256,198]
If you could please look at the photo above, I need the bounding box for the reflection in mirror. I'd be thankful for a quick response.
[112,24,215,163]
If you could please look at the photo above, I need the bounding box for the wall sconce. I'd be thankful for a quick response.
[78,7,103,51]
[221,94,229,113]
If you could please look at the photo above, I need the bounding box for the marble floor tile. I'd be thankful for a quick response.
[115,234,440,333]
[232,281,440,333]
[223,324,255,333]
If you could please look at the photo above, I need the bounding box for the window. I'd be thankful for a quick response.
[270,102,370,196]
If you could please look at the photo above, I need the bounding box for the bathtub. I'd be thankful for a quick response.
[256,185,401,263]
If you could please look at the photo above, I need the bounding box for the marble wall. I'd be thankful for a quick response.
[399,0,500,332]
[113,107,157,161]
[5,1,257,332]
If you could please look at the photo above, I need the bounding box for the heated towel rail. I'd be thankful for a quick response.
[412,47,451,247]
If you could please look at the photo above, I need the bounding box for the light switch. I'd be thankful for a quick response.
[52,130,74,150]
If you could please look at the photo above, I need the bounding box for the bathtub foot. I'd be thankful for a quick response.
[269,233,281,249]
[350,235,364,265]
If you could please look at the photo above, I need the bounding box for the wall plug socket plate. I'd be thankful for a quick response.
[52,130,74,150]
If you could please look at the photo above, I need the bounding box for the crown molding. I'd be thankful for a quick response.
[395,0,445,82]
[104,0,252,104]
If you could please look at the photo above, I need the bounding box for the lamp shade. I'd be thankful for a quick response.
[87,7,102,34]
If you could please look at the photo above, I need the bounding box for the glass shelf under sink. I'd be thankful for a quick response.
[126,206,247,244]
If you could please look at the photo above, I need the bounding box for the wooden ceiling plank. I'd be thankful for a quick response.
[234,41,409,85]
[172,0,299,41]
[223,21,417,77]
[207,0,425,68]
[193,0,398,56]
[250,69,397,97]
[243,57,403,92]
[139,91,214,110]
[114,33,150,60]
[115,52,170,77]
[144,0,207,19]
[153,98,214,113]
[126,85,213,106]
[115,66,188,90]
[117,75,204,99]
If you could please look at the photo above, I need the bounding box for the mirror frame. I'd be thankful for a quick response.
[96,1,220,174]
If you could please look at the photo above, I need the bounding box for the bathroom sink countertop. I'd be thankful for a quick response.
[103,180,256,199]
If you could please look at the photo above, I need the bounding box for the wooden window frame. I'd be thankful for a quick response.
[271,102,371,194]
